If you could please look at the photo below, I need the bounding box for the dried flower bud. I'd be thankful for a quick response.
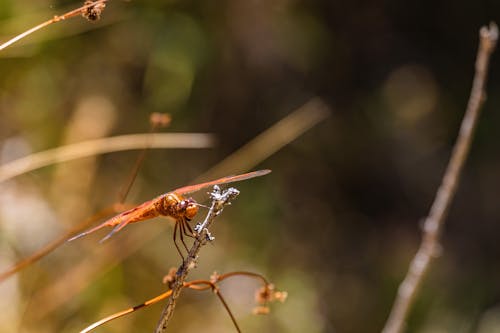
[82,0,106,21]
[273,290,288,303]
[150,113,172,128]
[255,284,273,304]
[209,271,220,284]
[252,305,270,315]
[162,267,178,289]
[255,283,288,307]
[187,261,197,270]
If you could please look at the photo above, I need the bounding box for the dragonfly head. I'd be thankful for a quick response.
[180,198,199,221]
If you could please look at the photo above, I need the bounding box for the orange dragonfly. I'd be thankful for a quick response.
[69,169,271,257]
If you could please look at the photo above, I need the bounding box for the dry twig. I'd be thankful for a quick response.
[0,0,108,52]
[382,22,498,333]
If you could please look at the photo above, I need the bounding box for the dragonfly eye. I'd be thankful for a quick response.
[183,199,199,220]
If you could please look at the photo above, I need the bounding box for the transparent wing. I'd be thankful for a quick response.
[174,169,271,195]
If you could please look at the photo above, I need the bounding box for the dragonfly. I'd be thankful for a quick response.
[68,169,271,257]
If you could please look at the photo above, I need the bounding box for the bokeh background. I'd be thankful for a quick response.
[1,1,500,332]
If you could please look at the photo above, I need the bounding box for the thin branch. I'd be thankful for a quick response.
[154,186,240,333]
[212,287,242,333]
[27,224,161,321]
[0,0,108,52]
[0,133,214,183]
[118,113,172,203]
[217,271,270,286]
[80,289,174,333]
[382,22,498,333]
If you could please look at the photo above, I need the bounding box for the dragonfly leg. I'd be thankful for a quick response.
[179,220,190,253]
[183,221,195,238]
[172,221,184,260]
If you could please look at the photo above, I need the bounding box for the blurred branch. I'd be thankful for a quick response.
[0,133,215,183]
[0,204,129,283]
[0,0,108,52]
[382,22,498,333]
[28,224,158,321]
[155,185,240,333]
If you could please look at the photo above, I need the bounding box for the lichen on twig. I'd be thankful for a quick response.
[154,185,240,333]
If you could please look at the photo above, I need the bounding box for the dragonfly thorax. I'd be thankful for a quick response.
[157,193,199,221]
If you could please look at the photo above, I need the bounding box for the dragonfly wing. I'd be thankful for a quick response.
[68,199,158,242]
[174,169,271,195]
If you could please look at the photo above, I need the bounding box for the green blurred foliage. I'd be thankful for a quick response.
[1,1,500,333]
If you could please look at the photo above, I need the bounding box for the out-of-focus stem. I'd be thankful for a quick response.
[382,22,498,333]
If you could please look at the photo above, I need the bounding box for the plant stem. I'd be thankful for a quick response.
[382,22,498,333]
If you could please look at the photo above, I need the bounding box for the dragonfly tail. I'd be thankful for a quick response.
[98,230,115,244]
[67,220,112,242]
[99,220,129,243]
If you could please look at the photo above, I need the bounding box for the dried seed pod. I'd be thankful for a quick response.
[82,0,106,21]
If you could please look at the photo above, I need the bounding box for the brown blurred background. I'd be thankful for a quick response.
[1,1,500,332]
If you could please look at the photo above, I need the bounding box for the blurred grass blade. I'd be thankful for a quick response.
[0,133,215,183]
[196,98,330,181]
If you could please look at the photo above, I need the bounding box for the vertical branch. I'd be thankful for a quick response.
[382,23,498,333]
[154,186,240,333]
